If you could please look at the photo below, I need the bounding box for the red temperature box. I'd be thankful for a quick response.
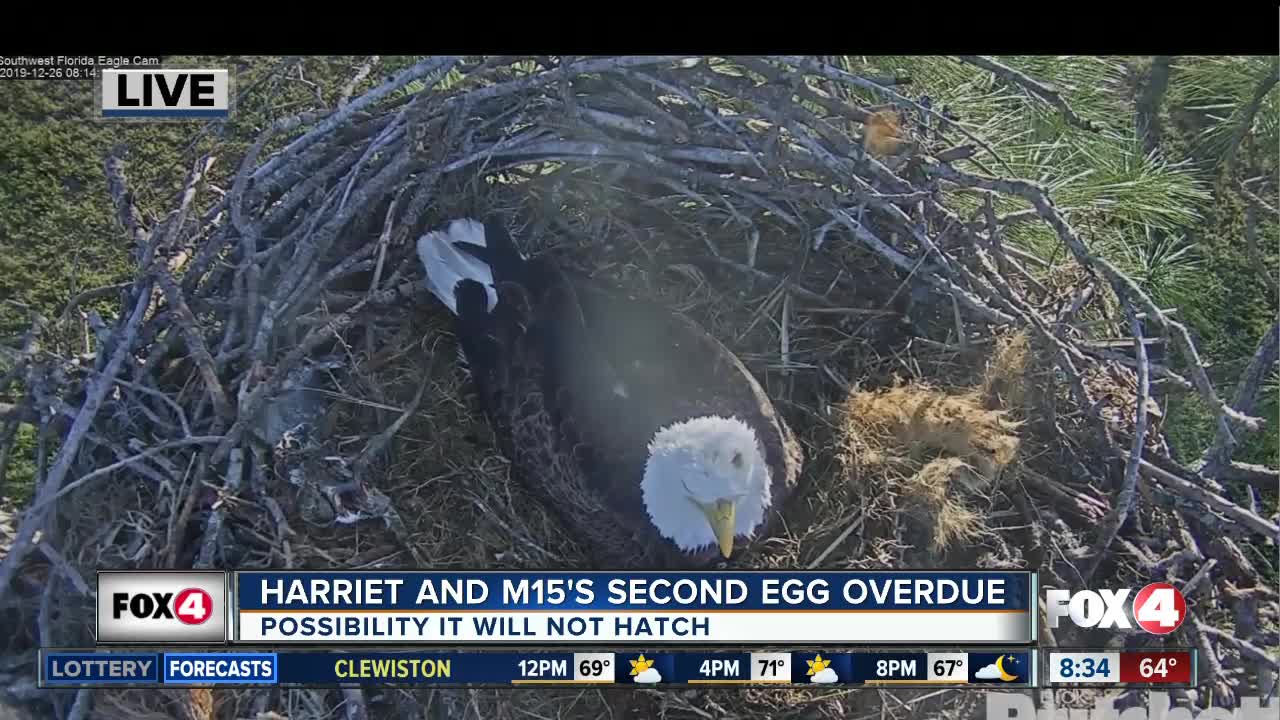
[1119,651,1193,684]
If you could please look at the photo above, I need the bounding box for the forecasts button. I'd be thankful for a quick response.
[163,653,278,684]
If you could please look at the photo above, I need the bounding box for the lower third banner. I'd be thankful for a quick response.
[231,570,1035,644]
[39,649,1042,687]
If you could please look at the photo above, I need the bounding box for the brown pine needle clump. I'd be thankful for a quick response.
[863,109,909,158]
[979,331,1031,411]
[839,374,1023,554]
[903,457,986,550]
[852,383,1021,477]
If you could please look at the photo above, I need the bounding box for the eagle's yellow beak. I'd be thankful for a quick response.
[697,498,737,558]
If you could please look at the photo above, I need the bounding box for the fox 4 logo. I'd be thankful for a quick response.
[97,571,226,643]
[1046,582,1187,634]
[113,587,213,625]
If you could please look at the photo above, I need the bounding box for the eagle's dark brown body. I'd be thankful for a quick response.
[441,219,802,568]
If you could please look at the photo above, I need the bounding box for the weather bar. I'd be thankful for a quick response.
[38,649,1037,687]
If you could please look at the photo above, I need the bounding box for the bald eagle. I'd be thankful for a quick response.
[417,218,802,568]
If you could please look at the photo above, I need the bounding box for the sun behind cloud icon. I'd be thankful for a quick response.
[634,667,662,683]
[806,654,837,683]
[630,655,662,684]
[811,667,838,684]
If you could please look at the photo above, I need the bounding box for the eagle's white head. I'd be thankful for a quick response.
[640,415,772,558]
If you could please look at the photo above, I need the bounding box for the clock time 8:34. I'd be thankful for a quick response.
[1048,652,1121,684]
[1060,656,1110,678]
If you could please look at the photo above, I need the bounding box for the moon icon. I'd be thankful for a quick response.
[995,655,1018,682]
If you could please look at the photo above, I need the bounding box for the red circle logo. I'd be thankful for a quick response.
[1131,582,1186,634]
[173,588,214,625]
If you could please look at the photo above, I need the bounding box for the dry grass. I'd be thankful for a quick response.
[837,338,1025,558]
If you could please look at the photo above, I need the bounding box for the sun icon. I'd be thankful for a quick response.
[629,654,655,676]
[806,654,831,676]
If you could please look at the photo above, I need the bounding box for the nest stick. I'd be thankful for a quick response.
[957,56,1099,132]
[154,270,234,420]
[1138,460,1279,540]
[0,278,153,606]
[774,55,1016,174]
[338,56,381,108]
[250,56,459,185]
[1200,316,1279,478]
[924,162,1265,433]
[1081,301,1150,581]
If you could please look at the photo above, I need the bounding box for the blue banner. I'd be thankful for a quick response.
[39,649,1045,687]
[235,571,1031,612]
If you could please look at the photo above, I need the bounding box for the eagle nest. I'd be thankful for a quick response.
[1,57,1276,720]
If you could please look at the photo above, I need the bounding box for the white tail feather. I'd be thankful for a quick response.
[416,219,498,314]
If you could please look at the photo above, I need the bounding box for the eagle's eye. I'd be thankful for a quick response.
[730,451,744,469]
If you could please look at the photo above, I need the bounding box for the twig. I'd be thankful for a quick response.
[772,55,1016,175]
[26,436,223,515]
[831,208,1014,325]
[1180,558,1217,598]
[250,56,459,185]
[0,278,153,607]
[1243,203,1280,296]
[807,511,866,568]
[339,56,380,107]
[354,375,430,479]
[780,291,793,374]
[154,270,234,420]
[1135,56,1173,154]
[195,445,243,568]
[707,256,837,308]
[1138,460,1280,540]
[1081,301,1150,581]
[1220,462,1280,485]
[56,283,131,326]
[104,146,147,251]
[1223,58,1279,171]
[1237,181,1280,218]
[923,162,1265,433]
[1200,317,1278,479]
[66,689,93,720]
[341,688,369,720]
[1081,345,1194,391]
[153,155,216,255]
[957,56,1100,132]
[36,542,91,596]
[339,113,407,211]
[1195,622,1280,672]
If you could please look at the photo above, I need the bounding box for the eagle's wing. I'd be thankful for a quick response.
[539,273,803,558]
[452,277,675,569]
